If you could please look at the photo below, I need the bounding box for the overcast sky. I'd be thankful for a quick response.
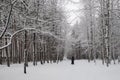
[64,0,84,26]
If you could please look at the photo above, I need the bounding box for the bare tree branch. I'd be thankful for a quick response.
[0,0,17,39]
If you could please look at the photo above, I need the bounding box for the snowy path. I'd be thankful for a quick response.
[0,60,120,80]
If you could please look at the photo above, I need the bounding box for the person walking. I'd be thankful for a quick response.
[71,56,74,65]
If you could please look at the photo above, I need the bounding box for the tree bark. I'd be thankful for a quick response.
[0,38,2,64]
[24,30,27,74]
[33,33,36,66]
[5,36,10,67]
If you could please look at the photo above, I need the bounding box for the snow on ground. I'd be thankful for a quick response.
[0,60,120,80]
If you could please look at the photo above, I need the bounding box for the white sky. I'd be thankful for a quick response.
[64,0,84,26]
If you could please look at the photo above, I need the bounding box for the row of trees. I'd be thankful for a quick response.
[2,0,120,68]
[75,0,120,66]
[0,0,69,68]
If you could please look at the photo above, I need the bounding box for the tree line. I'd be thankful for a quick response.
[74,0,120,66]
[0,0,68,67]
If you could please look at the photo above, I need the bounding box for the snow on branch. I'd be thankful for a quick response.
[69,0,81,4]
[0,4,13,39]
[0,28,65,50]
[0,0,17,39]
[20,15,63,25]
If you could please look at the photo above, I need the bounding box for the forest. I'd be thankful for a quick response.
[0,0,120,75]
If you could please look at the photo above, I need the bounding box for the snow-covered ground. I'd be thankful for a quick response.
[0,60,120,80]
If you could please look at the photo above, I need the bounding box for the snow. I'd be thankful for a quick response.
[0,60,120,80]
[0,28,65,50]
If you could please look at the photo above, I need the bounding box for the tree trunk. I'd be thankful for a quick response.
[33,33,36,66]
[0,38,2,65]
[5,37,10,67]
[24,30,27,74]
[105,0,110,67]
